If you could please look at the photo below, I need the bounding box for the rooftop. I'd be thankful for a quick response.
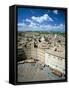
[45,49,65,59]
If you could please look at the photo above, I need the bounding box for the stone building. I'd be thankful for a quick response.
[45,49,65,75]
[18,35,65,76]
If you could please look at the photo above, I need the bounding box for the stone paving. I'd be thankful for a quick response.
[17,62,65,82]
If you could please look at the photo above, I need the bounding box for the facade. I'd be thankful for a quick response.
[45,53,65,74]
[23,47,45,64]
[45,50,65,75]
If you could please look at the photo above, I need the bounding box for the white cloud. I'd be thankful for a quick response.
[55,24,64,30]
[26,19,32,23]
[29,22,36,27]
[44,24,64,31]
[18,20,65,32]
[53,10,58,14]
[18,12,64,32]
[18,23,25,26]
[32,14,53,23]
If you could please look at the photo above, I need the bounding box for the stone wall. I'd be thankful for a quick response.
[45,52,65,74]
[23,47,45,64]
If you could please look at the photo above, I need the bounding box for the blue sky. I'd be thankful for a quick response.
[17,8,65,32]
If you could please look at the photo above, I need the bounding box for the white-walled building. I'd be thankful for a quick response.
[45,49,65,75]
